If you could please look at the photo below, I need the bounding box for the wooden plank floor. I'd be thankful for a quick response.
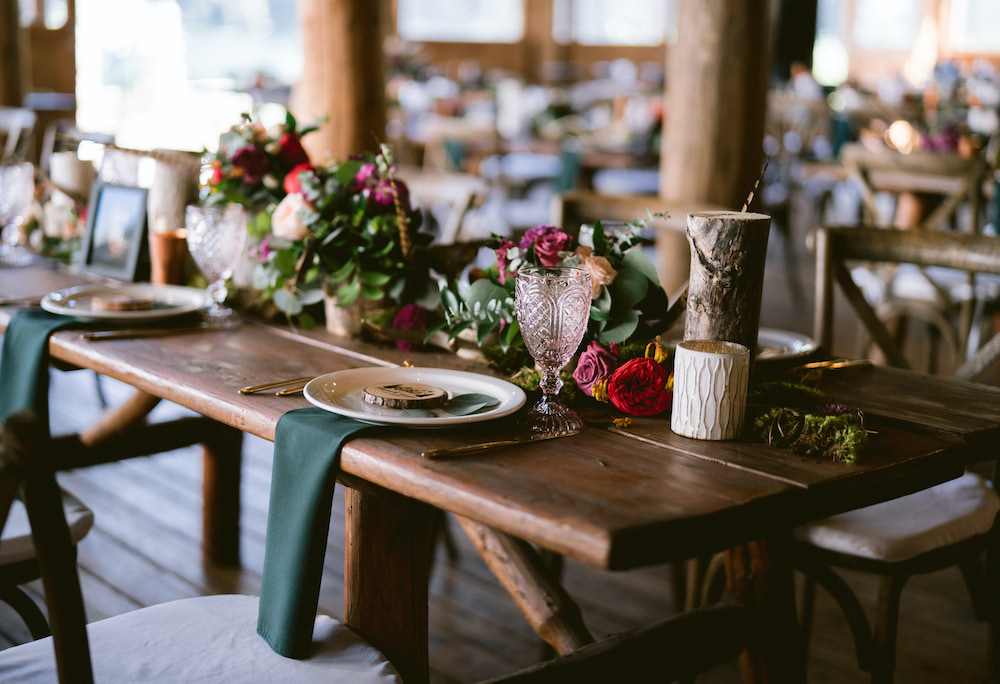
[1,193,997,682]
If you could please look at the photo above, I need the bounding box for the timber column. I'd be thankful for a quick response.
[292,0,387,160]
[661,0,771,210]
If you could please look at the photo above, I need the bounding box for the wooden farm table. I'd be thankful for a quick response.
[0,263,988,683]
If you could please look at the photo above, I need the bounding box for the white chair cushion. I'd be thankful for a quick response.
[0,594,402,683]
[0,490,94,565]
[794,472,1000,563]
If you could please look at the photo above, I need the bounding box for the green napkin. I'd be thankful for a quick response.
[0,309,87,430]
[257,407,382,659]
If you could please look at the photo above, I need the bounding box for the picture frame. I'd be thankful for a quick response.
[78,182,150,282]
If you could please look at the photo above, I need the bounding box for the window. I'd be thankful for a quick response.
[853,0,923,51]
[949,0,1000,53]
[397,0,523,43]
[558,0,677,46]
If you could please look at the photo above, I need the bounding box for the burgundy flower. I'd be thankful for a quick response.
[520,225,571,267]
[231,145,270,185]
[392,303,429,352]
[606,357,672,417]
[494,237,516,284]
[278,132,310,167]
[573,341,619,397]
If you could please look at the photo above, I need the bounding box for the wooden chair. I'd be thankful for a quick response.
[394,164,490,244]
[797,225,1000,682]
[0,486,92,641]
[553,190,726,302]
[0,107,37,162]
[0,410,752,683]
[838,144,993,370]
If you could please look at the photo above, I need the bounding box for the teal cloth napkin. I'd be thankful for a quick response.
[0,308,86,429]
[257,407,382,659]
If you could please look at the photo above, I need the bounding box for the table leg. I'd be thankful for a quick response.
[201,423,243,567]
[725,535,806,683]
[344,487,435,684]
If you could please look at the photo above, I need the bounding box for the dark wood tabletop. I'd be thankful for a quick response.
[1,262,985,683]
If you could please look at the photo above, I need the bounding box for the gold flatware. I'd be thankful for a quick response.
[790,358,873,372]
[239,376,314,395]
[81,326,211,341]
[422,428,581,459]
[274,385,305,397]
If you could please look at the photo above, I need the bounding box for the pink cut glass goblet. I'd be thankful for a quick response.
[514,266,592,434]
[185,203,247,328]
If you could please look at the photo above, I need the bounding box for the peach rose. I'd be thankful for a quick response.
[581,254,617,299]
[270,193,311,241]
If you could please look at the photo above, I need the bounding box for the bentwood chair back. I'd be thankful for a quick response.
[838,144,994,368]
[797,225,1000,682]
[0,410,753,684]
[394,164,490,244]
[553,190,725,302]
[0,107,37,162]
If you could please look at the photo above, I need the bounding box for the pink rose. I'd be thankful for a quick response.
[520,225,572,268]
[573,341,619,397]
[270,193,311,241]
[606,357,672,417]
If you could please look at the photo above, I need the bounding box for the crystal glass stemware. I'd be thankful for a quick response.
[0,162,36,267]
[514,266,592,434]
[184,204,247,328]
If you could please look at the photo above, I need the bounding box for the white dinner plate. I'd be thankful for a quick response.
[40,283,207,321]
[304,367,527,427]
[756,327,817,361]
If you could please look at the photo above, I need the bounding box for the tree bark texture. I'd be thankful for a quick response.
[683,211,771,360]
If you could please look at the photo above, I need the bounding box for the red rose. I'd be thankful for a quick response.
[283,163,314,194]
[391,303,429,352]
[279,132,310,167]
[519,225,572,268]
[606,357,672,417]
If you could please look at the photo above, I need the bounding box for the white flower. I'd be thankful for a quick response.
[270,193,311,241]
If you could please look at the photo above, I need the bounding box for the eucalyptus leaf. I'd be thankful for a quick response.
[399,408,438,418]
[299,288,326,306]
[610,267,649,308]
[596,309,639,344]
[440,393,500,415]
[622,249,661,284]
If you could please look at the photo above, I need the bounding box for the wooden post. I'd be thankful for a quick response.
[683,211,771,360]
[661,0,771,210]
[344,487,434,684]
[0,0,26,107]
[292,0,387,160]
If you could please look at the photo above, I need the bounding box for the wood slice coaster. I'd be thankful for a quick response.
[362,383,447,409]
[90,293,157,312]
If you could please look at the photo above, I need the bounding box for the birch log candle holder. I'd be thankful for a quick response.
[682,211,771,364]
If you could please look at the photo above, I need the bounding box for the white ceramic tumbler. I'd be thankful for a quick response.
[670,340,750,441]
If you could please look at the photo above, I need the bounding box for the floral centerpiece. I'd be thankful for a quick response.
[205,110,321,235]
[429,219,684,417]
[252,144,429,328]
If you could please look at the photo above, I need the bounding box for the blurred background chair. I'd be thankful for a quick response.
[797,225,1000,682]
[0,107,37,162]
[836,144,994,373]
[394,165,490,244]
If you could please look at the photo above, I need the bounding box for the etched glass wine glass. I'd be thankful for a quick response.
[185,203,247,328]
[514,266,592,434]
[0,162,36,267]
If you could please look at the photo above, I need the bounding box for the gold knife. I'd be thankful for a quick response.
[422,429,581,459]
[80,326,211,341]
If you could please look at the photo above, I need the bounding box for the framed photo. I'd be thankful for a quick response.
[79,183,150,281]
